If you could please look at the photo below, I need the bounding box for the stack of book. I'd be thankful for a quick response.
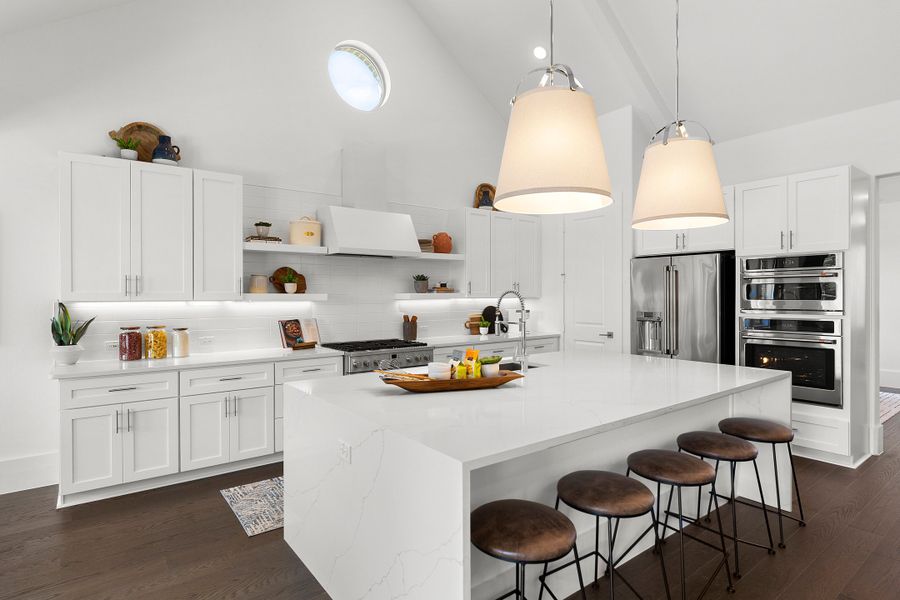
[245,235,283,244]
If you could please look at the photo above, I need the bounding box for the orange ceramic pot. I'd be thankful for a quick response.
[432,232,453,253]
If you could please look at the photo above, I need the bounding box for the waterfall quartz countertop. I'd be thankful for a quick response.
[283,350,792,600]
[284,349,790,471]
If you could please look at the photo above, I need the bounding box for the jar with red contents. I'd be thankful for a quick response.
[119,327,143,361]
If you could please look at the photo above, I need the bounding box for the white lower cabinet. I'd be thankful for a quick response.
[180,387,274,472]
[60,404,123,495]
[123,398,179,483]
[431,336,560,362]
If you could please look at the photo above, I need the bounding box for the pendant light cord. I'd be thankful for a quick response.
[675,0,680,123]
[549,0,555,82]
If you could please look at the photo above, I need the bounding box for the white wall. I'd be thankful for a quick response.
[880,197,900,389]
[0,0,505,493]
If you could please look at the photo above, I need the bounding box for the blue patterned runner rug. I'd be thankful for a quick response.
[220,476,284,536]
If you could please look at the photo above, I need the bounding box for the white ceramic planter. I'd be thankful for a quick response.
[255,225,271,237]
[53,345,84,366]
[120,149,138,160]
[479,327,489,335]
[284,282,298,294]
[482,363,500,378]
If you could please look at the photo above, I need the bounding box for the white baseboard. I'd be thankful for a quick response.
[0,452,58,495]
[880,369,900,390]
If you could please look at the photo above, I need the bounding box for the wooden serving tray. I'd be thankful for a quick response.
[381,370,523,393]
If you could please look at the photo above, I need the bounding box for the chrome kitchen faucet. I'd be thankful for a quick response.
[495,289,529,373]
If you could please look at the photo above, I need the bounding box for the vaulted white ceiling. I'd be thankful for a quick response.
[412,0,900,142]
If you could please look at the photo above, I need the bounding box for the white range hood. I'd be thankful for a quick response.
[318,206,421,257]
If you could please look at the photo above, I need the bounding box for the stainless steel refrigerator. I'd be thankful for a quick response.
[631,252,735,364]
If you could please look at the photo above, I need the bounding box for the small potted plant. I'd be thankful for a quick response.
[282,271,298,294]
[114,137,140,160]
[479,319,490,336]
[50,302,95,365]
[413,274,429,294]
[255,221,272,237]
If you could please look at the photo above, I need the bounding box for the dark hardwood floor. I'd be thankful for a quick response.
[2,417,899,600]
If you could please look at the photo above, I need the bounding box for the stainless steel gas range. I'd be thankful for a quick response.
[320,339,434,374]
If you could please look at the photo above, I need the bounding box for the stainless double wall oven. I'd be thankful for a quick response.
[739,253,844,408]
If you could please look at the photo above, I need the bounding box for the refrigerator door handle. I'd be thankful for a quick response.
[664,265,672,355]
[672,267,680,356]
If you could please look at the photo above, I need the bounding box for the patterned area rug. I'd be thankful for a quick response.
[220,477,284,536]
[881,389,900,424]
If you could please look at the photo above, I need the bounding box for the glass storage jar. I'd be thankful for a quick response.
[146,326,168,359]
[172,327,190,358]
[118,327,143,361]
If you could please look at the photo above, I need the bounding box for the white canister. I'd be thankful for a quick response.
[249,274,268,294]
[172,328,190,358]
[289,216,322,246]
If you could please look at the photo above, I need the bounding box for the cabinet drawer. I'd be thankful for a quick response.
[275,417,284,452]
[275,357,343,383]
[478,343,518,358]
[527,337,559,354]
[791,413,850,456]
[61,372,179,410]
[179,362,274,396]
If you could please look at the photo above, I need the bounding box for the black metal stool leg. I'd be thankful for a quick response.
[787,444,806,525]
[772,443,786,548]
[710,482,736,594]
[752,459,776,554]
[729,462,741,578]
[650,505,673,600]
[521,563,526,600]
[676,486,687,600]
[705,459,720,522]
[515,563,522,600]
[573,544,588,600]
[607,518,615,600]
[594,515,600,586]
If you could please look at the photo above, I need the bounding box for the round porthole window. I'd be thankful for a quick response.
[328,41,390,112]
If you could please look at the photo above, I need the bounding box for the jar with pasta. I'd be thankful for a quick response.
[146,326,168,359]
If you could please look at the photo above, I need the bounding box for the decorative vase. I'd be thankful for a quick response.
[53,345,84,366]
[284,282,298,294]
[120,149,138,160]
[432,232,453,254]
[152,135,181,165]
[256,225,271,237]
[414,280,429,293]
[479,326,489,335]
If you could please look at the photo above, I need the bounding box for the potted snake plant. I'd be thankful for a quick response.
[50,302,95,365]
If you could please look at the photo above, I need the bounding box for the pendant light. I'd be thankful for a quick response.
[632,0,727,230]
[494,0,613,215]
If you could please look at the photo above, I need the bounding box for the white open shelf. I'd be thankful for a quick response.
[243,293,329,302]
[394,292,466,300]
[243,243,328,255]
[413,253,465,261]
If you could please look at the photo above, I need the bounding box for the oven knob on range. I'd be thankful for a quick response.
[352,361,360,369]
[405,356,414,363]
[363,360,370,368]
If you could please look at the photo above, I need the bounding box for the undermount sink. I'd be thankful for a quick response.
[500,362,542,371]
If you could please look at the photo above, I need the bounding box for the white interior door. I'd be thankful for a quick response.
[193,169,243,300]
[490,212,517,295]
[515,215,541,297]
[180,392,229,471]
[123,397,179,483]
[59,153,130,301]
[564,205,623,353]
[230,387,274,462]
[130,163,193,300]
[60,405,123,494]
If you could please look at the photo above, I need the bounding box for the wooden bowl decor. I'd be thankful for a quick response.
[108,122,181,163]
[378,370,524,393]
[474,182,496,210]
[269,267,307,293]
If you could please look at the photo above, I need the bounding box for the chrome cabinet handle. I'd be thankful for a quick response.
[533,344,546,349]
[790,230,794,249]
[681,233,686,249]
[108,386,137,393]
[238,276,243,298]
[780,231,785,249]
[124,274,129,297]
[135,275,140,296]
[675,233,680,250]
[126,408,132,432]
[301,367,322,373]
[233,396,238,417]
[115,409,120,434]
[219,376,242,381]
[467,281,472,295]
[224,395,229,418]
[598,332,614,339]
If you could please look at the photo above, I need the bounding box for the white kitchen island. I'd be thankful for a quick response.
[283,350,792,600]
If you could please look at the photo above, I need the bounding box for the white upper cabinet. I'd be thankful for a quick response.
[685,186,735,253]
[130,163,193,300]
[463,209,492,297]
[193,169,243,300]
[735,168,851,256]
[490,212,517,296]
[634,186,735,256]
[787,167,850,253]
[60,153,130,301]
[515,215,541,297]
[735,177,789,256]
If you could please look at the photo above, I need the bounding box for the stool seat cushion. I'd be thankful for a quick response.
[677,431,759,462]
[471,499,576,564]
[719,417,794,444]
[557,470,654,518]
[627,449,716,486]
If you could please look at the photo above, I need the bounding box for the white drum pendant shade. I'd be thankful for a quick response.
[632,137,728,230]
[494,86,613,214]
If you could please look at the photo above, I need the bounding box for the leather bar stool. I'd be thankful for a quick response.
[627,449,734,600]
[718,417,806,549]
[471,499,587,600]
[677,431,775,579]
[538,470,670,600]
